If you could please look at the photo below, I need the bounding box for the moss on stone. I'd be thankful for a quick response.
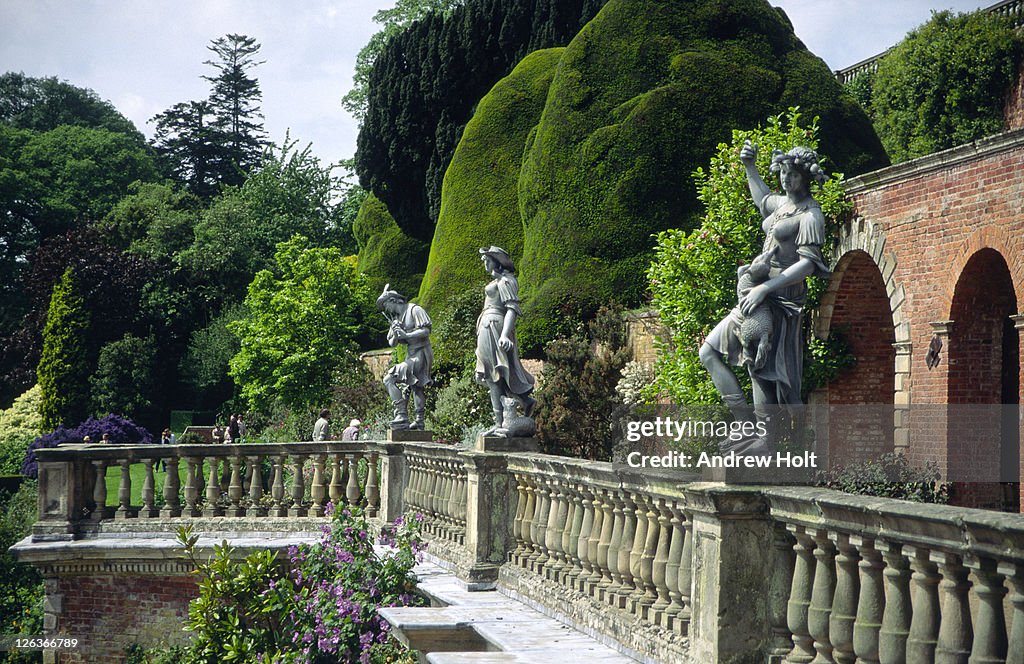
[514,0,888,351]
[353,193,429,298]
[418,48,564,317]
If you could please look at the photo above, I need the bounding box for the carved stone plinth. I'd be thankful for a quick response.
[387,429,434,443]
[475,435,540,453]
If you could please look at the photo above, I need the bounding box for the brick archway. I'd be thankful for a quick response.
[814,218,906,467]
[946,247,1020,509]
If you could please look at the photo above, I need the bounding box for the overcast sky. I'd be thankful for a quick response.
[0,0,994,169]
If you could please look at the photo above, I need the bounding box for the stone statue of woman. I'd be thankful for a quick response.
[475,246,536,437]
[698,141,831,454]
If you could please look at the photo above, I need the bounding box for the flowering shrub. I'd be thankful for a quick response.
[21,414,152,478]
[177,505,425,663]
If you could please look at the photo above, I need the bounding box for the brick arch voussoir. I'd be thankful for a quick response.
[943,228,1024,318]
[817,216,907,345]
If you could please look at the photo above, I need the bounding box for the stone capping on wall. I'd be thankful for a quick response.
[844,127,1024,194]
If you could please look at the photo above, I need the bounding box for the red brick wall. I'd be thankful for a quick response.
[846,133,1024,509]
[827,250,896,466]
[57,574,198,663]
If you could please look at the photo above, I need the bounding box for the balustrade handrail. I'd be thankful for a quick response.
[35,440,388,461]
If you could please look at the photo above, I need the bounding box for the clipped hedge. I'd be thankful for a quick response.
[418,48,564,317]
[513,0,888,351]
[353,193,429,298]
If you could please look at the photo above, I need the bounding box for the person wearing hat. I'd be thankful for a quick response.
[377,284,433,430]
[475,246,536,436]
[341,419,361,441]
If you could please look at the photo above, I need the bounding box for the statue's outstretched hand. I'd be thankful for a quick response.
[498,335,514,352]
[740,140,758,165]
[740,284,768,315]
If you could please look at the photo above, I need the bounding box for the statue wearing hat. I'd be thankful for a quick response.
[476,246,536,437]
[377,284,433,430]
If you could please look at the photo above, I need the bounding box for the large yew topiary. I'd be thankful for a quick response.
[418,48,564,317]
[514,0,888,350]
[352,192,429,298]
[37,268,91,430]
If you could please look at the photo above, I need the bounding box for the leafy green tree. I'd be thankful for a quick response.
[0,385,42,475]
[180,304,246,408]
[647,110,851,405]
[0,72,146,144]
[866,9,1023,162]
[149,101,220,198]
[99,181,201,259]
[177,139,344,311]
[37,268,91,429]
[228,236,376,412]
[90,335,158,418]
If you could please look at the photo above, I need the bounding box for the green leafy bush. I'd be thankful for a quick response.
[0,385,43,476]
[534,305,631,460]
[647,110,852,405]
[176,505,424,663]
[865,9,1023,162]
[429,368,492,445]
[817,453,951,504]
[0,481,44,661]
[90,334,157,419]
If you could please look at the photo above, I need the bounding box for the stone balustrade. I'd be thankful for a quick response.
[32,442,381,539]
[25,441,1024,663]
[762,486,1024,664]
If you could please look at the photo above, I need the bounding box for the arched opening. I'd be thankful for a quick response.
[948,248,1020,510]
[826,250,896,467]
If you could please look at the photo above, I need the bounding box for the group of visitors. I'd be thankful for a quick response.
[210,414,246,444]
[313,410,361,441]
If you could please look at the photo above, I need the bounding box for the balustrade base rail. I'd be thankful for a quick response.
[498,563,689,664]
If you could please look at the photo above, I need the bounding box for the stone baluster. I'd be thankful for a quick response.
[520,476,538,568]
[160,457,181,518]
[662,500,685,632]
[555,481,575,584]
[366,452,380,518]
[613,490,637,608]
[906,547,941,662]
[91,460,107,521]
[564,483,585,587]
[637,494,660,620]
[184,457,201,517]
[769,524,796,658]
[786,525,816,663]
[1002,563,1024,664]
[627,492,650,615]
[309,454,327,517]
[512,474,527,562]
[531,479,551,572]
[430,459,446,536]
[440,460,456,539]
[650,498,673,626]
[677,507,694,636]
[289,454,308,517]
[346,453,362,508]
[604,490,625,604]
[575,485,596,593]
[595,488,615,598]
[966,556,1006,664]
[205,458,223,516]
[829,533,860,664]
[115,459,133,519]
[543,480,566,581]
[329,453,344,507]
[808,529,836,663]
[269,455,288,517]
[140,459,157,518]
[878,541,911,664]
[853,537,883,664]
[934,552,972,663]
[226,455,245,517]
[247,455,265,516]
[424,458,439,528]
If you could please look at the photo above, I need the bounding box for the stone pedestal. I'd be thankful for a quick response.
[474,435,540,453]
[387,429,434,443]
